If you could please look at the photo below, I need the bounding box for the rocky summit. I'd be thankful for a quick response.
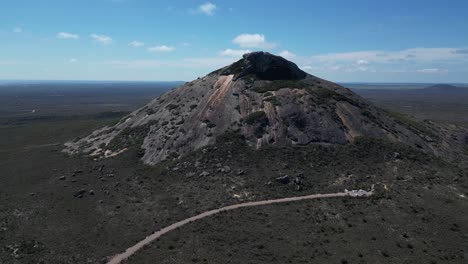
[64,52,467,165]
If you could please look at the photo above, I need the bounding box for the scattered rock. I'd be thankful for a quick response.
[59,176,66,180]
[73,189,86,198]
[89,190,95,195]
[235,169,245,175]
[293,177,303,185]
[275,175,290,184]
[185,172,196,177]
[199,171,210,177]
[423,135,435,142]
[222,166,231,173]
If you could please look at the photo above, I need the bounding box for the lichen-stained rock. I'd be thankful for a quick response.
[64,52,467,165]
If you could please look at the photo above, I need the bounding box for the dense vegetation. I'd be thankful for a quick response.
[251,80,309,93]
[107,121,158,151]
[388,111,438,139]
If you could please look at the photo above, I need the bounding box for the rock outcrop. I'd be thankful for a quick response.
[64,52,467,165]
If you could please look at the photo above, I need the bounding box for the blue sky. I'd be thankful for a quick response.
[1,0,468,82]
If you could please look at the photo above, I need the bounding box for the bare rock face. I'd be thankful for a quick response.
[64,52,467,165]
[220,51,307,80]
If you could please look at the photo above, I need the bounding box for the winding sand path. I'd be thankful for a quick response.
[107,189,372,264]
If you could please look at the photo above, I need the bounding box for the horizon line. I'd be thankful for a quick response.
[1,79,468,85]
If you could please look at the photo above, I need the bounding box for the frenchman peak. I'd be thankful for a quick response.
[65,52,467,165]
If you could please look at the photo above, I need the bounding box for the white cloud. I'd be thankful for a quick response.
[13,27,22,33]
[346,66,369,72]
[198,2,217,16]
[417,68,447,73]
[453,49,468,54]
[90,34,113,45]
[278,50,296,60]
[147,45,175,52]
[180,42,192,47]
[310,47,468,64]
[69,58,77,63]
[128,41,145,47]
[232,33,275,49]
[356,59,369,65]
[57,32,79,39]
[219,49,251,57]
[300,47,468,75]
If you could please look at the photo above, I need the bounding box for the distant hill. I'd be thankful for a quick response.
[351,83,468,103]
[422,84,468,93]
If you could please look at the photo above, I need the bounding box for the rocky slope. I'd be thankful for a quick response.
[64,52,467,165]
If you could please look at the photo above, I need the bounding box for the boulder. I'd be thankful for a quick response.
[235,169,245,175]
[199,171,210,177]
[276,175,290,184]
[73,189,86,198]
